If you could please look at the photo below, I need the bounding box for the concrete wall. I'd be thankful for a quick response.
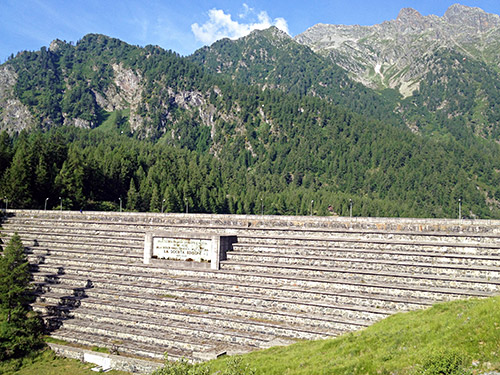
[6,209,500,370]
[9,209,500,234]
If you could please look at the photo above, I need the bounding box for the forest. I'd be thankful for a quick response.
[2,34,500,219]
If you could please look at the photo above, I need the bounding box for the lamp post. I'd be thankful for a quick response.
[261,198,263,216]
[185,198,188,214]
[310,200,314,216]
[45,197,49,211]
[458,198,462,220]
[349,199,353,218]
[161,199,166,213]
[59,197,62,212]
[4,197,7,212]
[119,197,122,213]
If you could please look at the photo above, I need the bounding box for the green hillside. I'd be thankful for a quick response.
[394,50,500,141]
[169,296,500,375]
[190,27,399,124]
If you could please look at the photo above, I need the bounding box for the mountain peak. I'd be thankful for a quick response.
[444,3,482,20]
[396,8,423,22]
[49,39,65,53]
[444,4,500,31]
[247,26,291,42]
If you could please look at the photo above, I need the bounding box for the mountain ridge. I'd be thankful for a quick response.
[295,4,500,96]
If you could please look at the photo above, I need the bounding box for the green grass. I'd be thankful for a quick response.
[0,350,131,375]
[206,296,500,375]
[43,336,68,345]
[97,108,130,134]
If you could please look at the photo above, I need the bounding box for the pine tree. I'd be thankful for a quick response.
[149,185,160,212]
[0,233,44,360]
[126,179,138,211]
[2,135,33,208]
[163,185,180,213]
[55,147,85,209]
[0,131,13,176]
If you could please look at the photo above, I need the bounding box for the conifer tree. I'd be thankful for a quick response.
[126,179,138,211]
[2,135,33,208]
[0,131,13,176]
[149,185,160,212]
[55,147,85,209]
[163,185,179,213]
[0,233,44,360]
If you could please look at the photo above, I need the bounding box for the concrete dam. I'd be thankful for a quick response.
[1,210,499,372]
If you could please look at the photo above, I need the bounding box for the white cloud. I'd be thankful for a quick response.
[191,5,289,45]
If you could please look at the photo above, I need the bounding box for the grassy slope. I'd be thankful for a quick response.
[1,297,498,375]
[209,296,500,375]
[0,350,131,375]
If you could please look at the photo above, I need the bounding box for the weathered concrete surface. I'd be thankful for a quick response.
[1,209,499,370]
[9,209,500,234]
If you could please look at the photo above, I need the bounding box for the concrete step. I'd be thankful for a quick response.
[238,232,500,245]
[36,278,387,326]
[27,247,142,263]
[23,240,143,254]
[36,284,307,346]
[70,306,276,348]
[1,222,144,238]
[59,318,216,353]
[37,286,368,333]
[7,213,500,244]
[31,258,493,306]
[237,235,500,255]
[220,261,500,294]
[31,265,427,318]
[226,251,500,279]
[49,327,184,361]
[34,251,494,298]
[34,290,329,342]
[2,230,142,247]
[231,243,500,266]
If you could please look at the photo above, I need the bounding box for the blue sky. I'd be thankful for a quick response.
[2,0,500,62]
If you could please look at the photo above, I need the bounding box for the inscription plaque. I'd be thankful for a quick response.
[144,232,237,270]
[153,237,212,261]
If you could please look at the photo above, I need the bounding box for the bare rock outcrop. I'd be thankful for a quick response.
[0,66,35,133]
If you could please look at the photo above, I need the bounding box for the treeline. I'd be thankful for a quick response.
[0,128,403,216]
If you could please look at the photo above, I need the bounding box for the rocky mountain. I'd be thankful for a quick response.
[295,4,500,96]
[0,34,226,144]
[2,10,500,218]
[193,4,500,141]
[190,27,400,125]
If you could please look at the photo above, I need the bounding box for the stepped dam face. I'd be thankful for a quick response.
[1,210,500,372]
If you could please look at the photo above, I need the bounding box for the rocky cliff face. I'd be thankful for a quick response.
[0,36,221,137]
[0,66,34,132]
[295,4,500,96]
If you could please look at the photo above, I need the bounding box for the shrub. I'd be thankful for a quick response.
[151,357,210,375]
[419,349,472,375]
